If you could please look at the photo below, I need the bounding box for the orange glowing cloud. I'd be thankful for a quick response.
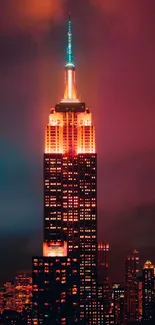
[0,0,65,33]
[17,0,64,24]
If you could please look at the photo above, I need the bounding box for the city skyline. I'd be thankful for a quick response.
[0,0,155,283]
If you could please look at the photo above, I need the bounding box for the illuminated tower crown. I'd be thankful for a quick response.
[45,17,96,155]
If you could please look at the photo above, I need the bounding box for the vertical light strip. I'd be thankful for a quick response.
[67,20,72,64]
[68,69,72,99]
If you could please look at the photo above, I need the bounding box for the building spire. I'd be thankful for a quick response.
[66,14,75,68]
[62,15,78,102]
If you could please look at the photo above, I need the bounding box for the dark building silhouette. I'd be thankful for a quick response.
[137,275,143,322]
[1,310,20,325]
[21,303,32,325]
[98,242,109,285]
[97,285,104,324]
[32,257,79,324]
[124,249,139,324]
[98,243,115,325]
[112,283,124,325]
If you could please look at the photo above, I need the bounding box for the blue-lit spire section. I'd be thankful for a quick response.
[66,16,75,69]
[62,16,79,103]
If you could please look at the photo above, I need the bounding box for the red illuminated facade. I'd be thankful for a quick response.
[32,18,97,325]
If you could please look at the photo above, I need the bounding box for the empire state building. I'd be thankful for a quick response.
[32,18,98,325]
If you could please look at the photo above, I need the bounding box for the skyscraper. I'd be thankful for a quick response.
[124,249,139,324]
[137,275,143,322]
[98,242,109,285]
[32,18,97,325]
[98,242,110,324]
[112,283,124,325]
[142,260,154,321]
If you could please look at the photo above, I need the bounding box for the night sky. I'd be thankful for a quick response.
[0,0,155,282]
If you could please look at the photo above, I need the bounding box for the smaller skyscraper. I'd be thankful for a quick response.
[137,275,143,322]
[124,249,139,324]
[97,285,104,325]
[142,260,154,321]
[98,242,110,307]
[112,283,124,325]
[98,242,111,325]
[98,242,109,285]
